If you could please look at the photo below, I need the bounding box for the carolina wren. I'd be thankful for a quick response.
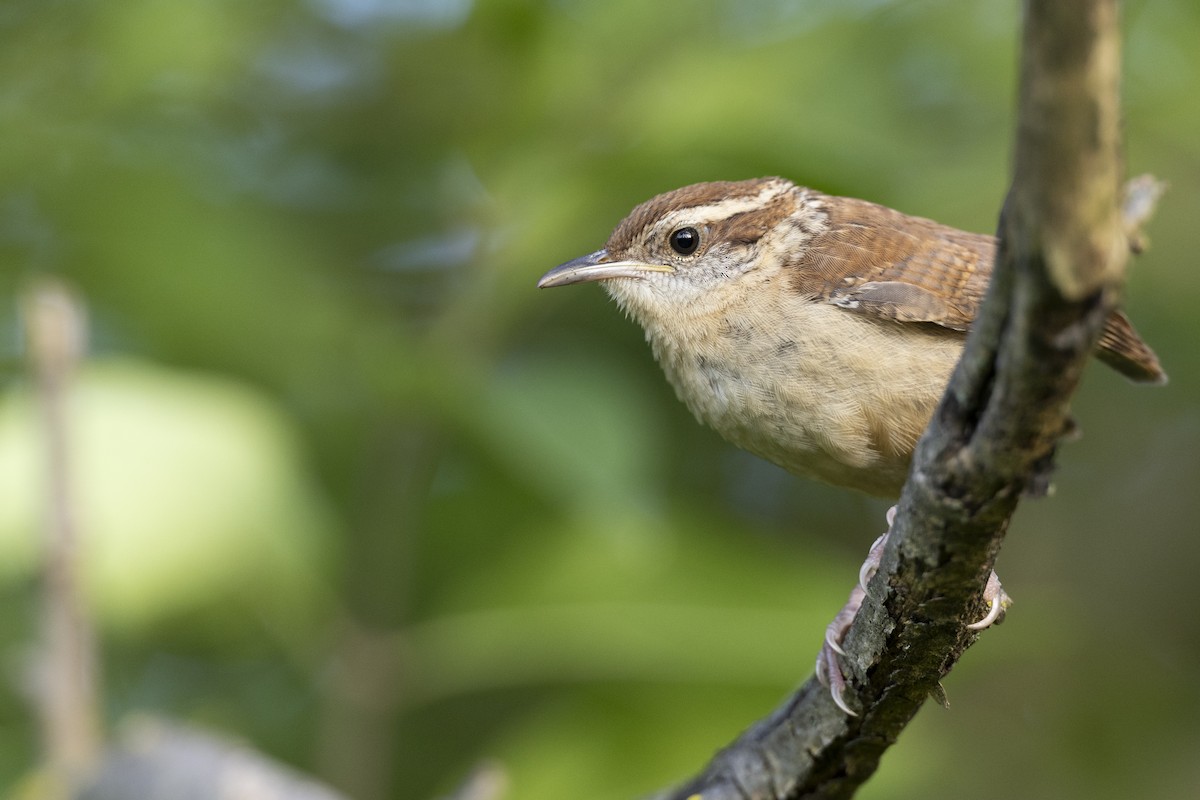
[538,177,1165,498]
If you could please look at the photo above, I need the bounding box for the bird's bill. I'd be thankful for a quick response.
[537,249,674,288]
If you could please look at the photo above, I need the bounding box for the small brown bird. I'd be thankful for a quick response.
[538,177,1165,498]
[538,177,1165,713]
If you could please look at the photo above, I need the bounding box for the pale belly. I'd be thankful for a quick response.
[647,302,963,497]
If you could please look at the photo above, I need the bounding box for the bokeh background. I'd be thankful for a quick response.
[1,1,1198,798]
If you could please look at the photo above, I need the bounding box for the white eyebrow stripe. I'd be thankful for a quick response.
[663,183,788,227]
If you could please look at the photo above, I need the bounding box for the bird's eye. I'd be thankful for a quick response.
[668,227,700,256]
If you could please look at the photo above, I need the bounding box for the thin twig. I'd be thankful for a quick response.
[24,278,101,793]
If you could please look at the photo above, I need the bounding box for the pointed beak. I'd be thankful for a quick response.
[537,249,674,288]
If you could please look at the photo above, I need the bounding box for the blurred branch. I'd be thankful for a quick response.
[23,278,101,794]
[650,1,1144,798]
[436,760,509,800]
[315,429,442,800]
[78,717,351,800]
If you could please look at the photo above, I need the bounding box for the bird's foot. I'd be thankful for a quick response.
[815,505,1012,715]
[815,580,867,715]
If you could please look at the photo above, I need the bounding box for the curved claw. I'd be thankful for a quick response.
[967,598,1002,631]
[858,533,888,594]
[966,572,1011,631]
[830,673,856,716]
[858,506,897,594]
[818,581,868,715]
[824,627,846,656]
[825,583,866,657]
[816,645,857,716]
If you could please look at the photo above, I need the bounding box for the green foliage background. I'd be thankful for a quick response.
[1,1,1198,798]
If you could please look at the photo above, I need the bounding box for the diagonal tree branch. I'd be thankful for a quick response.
[649,1,1143,798]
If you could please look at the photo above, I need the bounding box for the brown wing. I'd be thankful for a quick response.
[788,194,993,330]
[788,192,1166,383]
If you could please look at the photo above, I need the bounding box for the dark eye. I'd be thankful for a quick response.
[668,226,700,256]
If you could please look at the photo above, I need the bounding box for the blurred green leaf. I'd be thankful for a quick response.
[0,358,337,634]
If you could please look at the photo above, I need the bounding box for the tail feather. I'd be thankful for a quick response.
[1097,310,1167,384]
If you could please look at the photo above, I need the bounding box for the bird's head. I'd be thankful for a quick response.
[538,177,814,319]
